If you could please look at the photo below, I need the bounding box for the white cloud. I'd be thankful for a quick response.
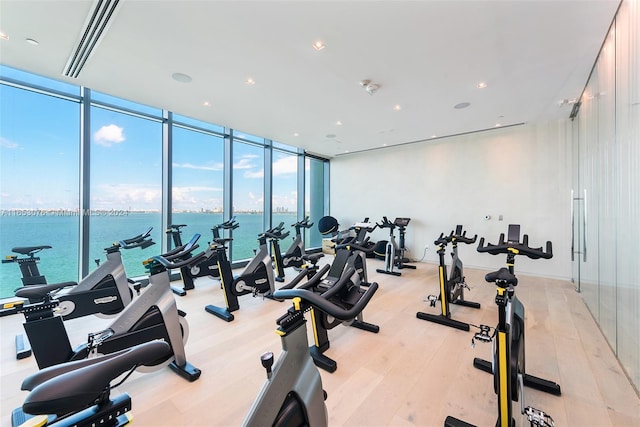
[233,157,255,169]
[172,186,222,203]
[94,124,125,147]
[92,183,161,210]
[173,162,223,171]
[174,186,222,193]
[273,156,297,176]
[244,169,264,178]
[0,137,19,149]
[272,191,297,208]
[172,186,223,209]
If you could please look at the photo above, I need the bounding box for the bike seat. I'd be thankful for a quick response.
[303,253,324,263]
[485,268,518,286]
[21,340,171,416]
[168,224,187,229]
[14,282,77,300]
[11,246,52,255]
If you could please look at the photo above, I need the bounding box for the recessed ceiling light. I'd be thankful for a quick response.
[336,121,342,126]
[1,32,10,41]
[495,123,502,127]
[172,72,192,83]
[454,102,471,109]
[293,132,299,137]
[25,38,39,45]
[431,135,437,138]
[383,143,388,147]
[245,77,256,85]
[203,101,210,107]
[393,104,401,111]
[476,82,488,89]
[312,41,325,51]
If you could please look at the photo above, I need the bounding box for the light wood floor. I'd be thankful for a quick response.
[1,257,639,427]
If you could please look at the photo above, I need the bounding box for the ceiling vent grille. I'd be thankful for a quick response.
[63,0,121,78]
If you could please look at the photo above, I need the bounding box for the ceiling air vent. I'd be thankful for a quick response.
[63,0,121,78]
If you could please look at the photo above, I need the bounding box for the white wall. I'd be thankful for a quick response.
[330,119,573,280]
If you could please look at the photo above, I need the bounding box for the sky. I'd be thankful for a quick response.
[0,67,299,213]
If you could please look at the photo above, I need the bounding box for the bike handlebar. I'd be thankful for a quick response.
[152,234,209,268]
[273,269,378,321]
[477,236,553,260]
[434,231,454,246]
[117,227,155,250]
[216,216,240,230]
[161,233,200,260]
[293,216,313,229]
[376,216,394,229]
[334,239,374,253]
[434,226,477,247]
[453,229,477,245]
[264,230,290,240]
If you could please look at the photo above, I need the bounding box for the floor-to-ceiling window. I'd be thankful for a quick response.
[0,70,80,298]
[89,97,163,278]
[305,156,327,248]
[0,65,330,298]
[271,143,298,234]
[232,134,266,261]
[171,116,225,248]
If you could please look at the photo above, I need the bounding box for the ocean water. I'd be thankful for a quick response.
[0,212,299,298]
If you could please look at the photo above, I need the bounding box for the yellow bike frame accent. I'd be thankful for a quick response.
[217,258,230,307]
[498,330,510,427]
[310,307,320,347]
[439,265,447,315]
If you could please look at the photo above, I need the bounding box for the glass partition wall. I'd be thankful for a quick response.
[0,65,330,299]
[571,0,639,392]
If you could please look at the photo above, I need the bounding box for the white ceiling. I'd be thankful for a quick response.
[0,0,620,158]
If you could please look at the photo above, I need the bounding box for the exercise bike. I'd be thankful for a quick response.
[445,224,559,427]
[205,226,323,322]
[375,217,416,276]
[242,270,378,427]
[3,245,52,286]
[267,222,291,283]
[285,238,380,373]
[2,245,54,318]
[13,238,204,381]
[55,228,156,320]
[417,225,481,331]
[11,340,171,427]
[282,216,316,269]
[10,229,155,360]
[318,216,376,287]
[271,217,322,282]
[166,217,239,296]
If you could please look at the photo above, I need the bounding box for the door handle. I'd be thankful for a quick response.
[583,189,587,262]
[571,190,575,261]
